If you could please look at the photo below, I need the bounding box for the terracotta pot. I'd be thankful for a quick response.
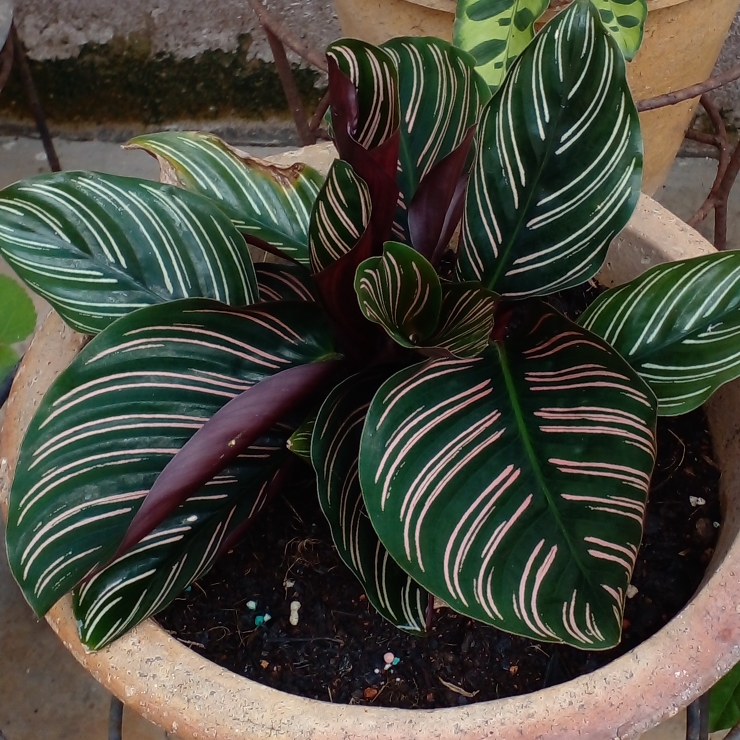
[1,144,740,738]
[332,0,740,196]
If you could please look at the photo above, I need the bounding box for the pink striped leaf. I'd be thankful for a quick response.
[355,241,496,358]
[308,160,372,274]
[380,38,489,243]
[312,369,429,634]
[359,300,658,649]
[128,132,325,265]
[457,1,642,298]
[5,298,337,621]
[254,263,318,303]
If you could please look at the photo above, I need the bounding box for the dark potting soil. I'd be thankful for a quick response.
[157,409,721,708]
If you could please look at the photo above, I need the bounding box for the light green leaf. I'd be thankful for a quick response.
[0,274,36,344]
[360,300,657,649]
[0,344,18,380]
[458,0,642,298]
[579,252,740,415]
[129,131,325,264]
[453,0,549,93]
[313,369,429,634]
[0,172,258,334]
[590,0,647,61]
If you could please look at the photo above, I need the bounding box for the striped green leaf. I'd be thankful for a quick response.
[356,241,442,347]
[73,455,284,649]
[453,0,548,93]
[458,0,642,298]
[287,413,317,463]
[309,160,371,273]
[6,298,336,617]
[590,0,647,61]
[359,300,657,649]
[0,172,258,334]
[128,132,324,264]
[356,241,496,358]
[381,37,489,241]
[313,369,428,634]
[254,262,317,303]
[327,40,400,152]
[579,252,740,415]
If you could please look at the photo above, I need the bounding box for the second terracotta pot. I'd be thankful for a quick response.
[332,0,740,195]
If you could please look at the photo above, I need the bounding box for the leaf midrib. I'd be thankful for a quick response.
[495,340,596,590]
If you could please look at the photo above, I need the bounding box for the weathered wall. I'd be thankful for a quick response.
[0,0,341,143]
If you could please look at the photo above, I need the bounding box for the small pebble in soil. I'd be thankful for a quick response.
[246,600,257,610]
[690,496,706,507]
[289,600,301,626]
[254,615,265,626]
[383,652,395,665]
[626,585,639,599]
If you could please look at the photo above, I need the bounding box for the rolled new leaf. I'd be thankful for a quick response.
[6,298,337,617]
[129,131,324,264]
[0,172,258,333]
[458,0,642,298]
[313,369,429,634]
[579,251,740,415]
[360,300,657,649]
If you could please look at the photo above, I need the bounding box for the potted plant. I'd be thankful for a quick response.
[1,1,740,737]
[331,0,740,195]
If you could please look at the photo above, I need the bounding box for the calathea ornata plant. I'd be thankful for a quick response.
[2,0,738,655]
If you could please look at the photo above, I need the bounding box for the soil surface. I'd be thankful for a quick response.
[157,411,721,708]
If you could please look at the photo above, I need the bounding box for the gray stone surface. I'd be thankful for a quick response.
[13,0,339,65]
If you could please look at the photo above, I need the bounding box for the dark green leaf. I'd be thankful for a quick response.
[360,300,657,649]
[0,172,258,334]
[6,298,337,617]
[709,659,740,733]
[129,132,324,264]
[458,1,642,298]
[254,262,317,303]
[313,369,428,633]
[579,252,740,415]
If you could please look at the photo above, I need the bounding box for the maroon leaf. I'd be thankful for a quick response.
[408,126,476,263]
[113,360,342,560]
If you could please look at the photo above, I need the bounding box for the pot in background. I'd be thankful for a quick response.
[332,0,740,196]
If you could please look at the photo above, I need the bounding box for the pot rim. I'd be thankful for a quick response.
[1,194,740,740]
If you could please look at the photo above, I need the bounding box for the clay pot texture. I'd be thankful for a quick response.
[1,144,740,739]
[331,0,740,196]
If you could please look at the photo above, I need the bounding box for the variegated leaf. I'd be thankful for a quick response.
[381,37,489,241]
[453,0,548,93]
[254,262,317,303]
[428,282,497,358]
[579,252,740,415]
[355,242,496,358]
[128,131,324,264]
[73,458,283,649]
[287,413,317,462]
[309,160,371,273]
[458,1,642,298]
[0,172,258,334]
[313,369,428,633]
[590,0,647,61]
[6,298,336,617]
[326,40,400,152]
[359,300,657,649]
[355,241,442,347]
